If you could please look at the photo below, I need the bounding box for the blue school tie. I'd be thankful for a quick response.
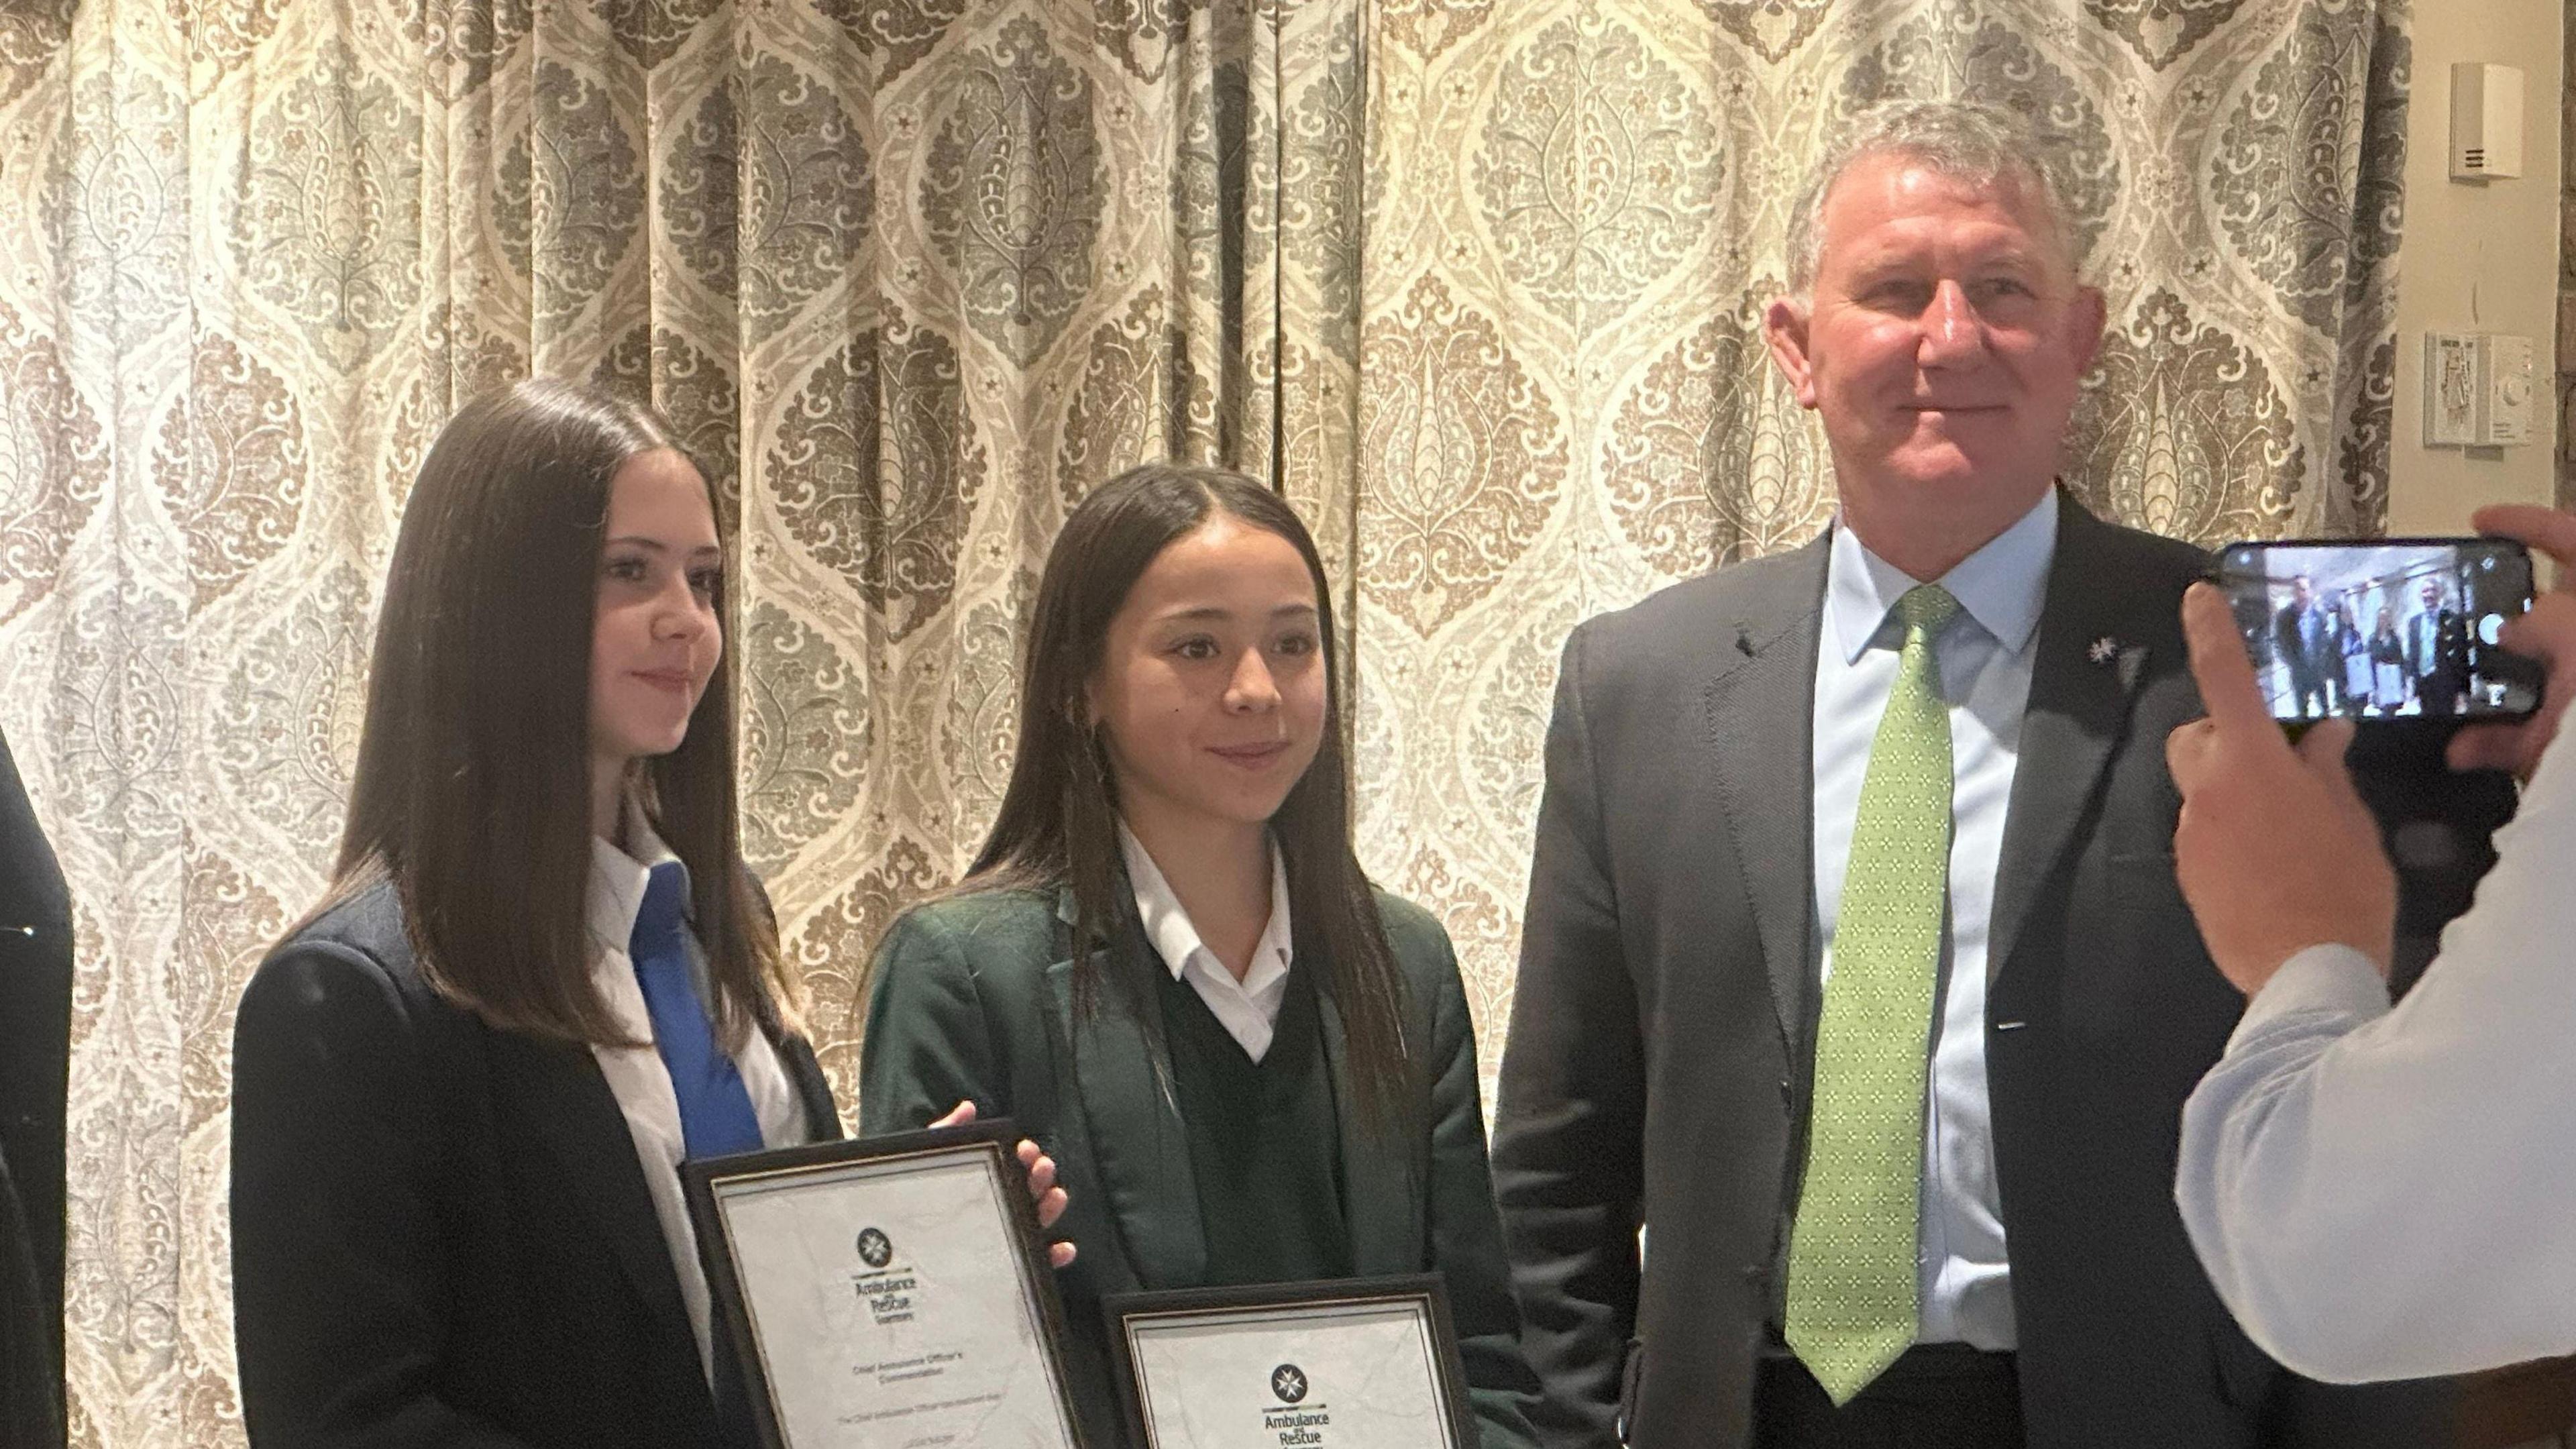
[631,861,765,1160]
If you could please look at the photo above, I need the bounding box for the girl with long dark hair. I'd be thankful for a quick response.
[858,464,1545,1448]
[229,378,1062,1448]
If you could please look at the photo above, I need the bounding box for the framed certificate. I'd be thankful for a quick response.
[1102,1275,1477,1449]
[682,1120,1088,1449]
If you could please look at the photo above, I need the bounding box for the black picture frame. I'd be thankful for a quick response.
[1101,1274,1476,1449]
[681,1119,1089,1449]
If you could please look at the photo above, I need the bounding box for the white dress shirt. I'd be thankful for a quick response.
[1811,488,2057,1351]
[588,800,810,1380]
[1118,822,1295,1061]
[2176,722,2576,1382]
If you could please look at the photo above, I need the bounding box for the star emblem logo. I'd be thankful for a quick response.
[856,1228,893,1269]
[2089,636,2118,665]
[1271,1364,1309,1404]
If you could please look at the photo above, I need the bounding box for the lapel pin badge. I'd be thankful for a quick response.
[2089,636,2118,665]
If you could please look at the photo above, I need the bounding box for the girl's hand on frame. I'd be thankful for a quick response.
[928,1099,1078,1269]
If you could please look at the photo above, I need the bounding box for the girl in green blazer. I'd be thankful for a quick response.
[859,465,1546,1449]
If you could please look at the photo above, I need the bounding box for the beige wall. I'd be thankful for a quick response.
[2386,0,2567,533]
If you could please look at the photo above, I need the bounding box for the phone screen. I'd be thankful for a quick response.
[2212,539,2538,722]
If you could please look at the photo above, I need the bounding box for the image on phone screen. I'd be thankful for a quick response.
[2212,539,2538,722]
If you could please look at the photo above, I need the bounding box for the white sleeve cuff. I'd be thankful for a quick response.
[2228,944,2390,1051]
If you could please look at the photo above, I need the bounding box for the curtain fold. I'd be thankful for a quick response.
[0,1,2406,1442]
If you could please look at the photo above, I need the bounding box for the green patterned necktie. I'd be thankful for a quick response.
[1785,582,1960,1405]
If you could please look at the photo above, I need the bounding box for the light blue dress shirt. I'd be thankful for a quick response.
[1810,487,2057,1352]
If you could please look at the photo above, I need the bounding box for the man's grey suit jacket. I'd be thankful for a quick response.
[1491,492,2455,1447]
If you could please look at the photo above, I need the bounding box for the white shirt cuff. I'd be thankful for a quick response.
[2229,944,2391,1051]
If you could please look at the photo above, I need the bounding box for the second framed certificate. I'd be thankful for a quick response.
[682,1121,1087,1449]
[1103,1275,1477,1449]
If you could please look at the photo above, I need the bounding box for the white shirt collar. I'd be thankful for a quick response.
[1116,820,1293,998]
[1828,486,2059,665]
[588,795,690,955]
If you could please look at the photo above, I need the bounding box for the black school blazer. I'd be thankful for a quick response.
[229,879,839,1449]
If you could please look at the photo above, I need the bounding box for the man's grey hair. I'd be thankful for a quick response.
[1785,98,2084,296]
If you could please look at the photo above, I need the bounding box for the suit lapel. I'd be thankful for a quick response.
[1311,968,1424,1277]
[1044,891,1206,1292]
[1988,500,2153,987]
[481,1028,702,1370]
[1704,535,1831,1049]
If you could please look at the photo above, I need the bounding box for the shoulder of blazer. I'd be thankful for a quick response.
[261,878,439,1004]
[2058,496,2214,594]
[2052,498,2214,666]
[879,888,1069,978]
[1366,889,1456,991]
[1562,532,1832,688]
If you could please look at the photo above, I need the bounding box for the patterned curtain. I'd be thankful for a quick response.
[1348,0,2410,1045]
[0,0,2405,1444]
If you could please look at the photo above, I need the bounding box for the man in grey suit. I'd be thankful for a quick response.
[1490,100,2453,1448]
[2404,578,2469,716]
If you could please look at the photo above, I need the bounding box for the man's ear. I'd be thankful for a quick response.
[1764,296,1819,409]
[2069,284,2109,375]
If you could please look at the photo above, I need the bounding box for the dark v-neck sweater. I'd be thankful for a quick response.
[1150,961,1353,1288]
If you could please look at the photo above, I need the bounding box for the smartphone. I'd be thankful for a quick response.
[2210,538,2539,722]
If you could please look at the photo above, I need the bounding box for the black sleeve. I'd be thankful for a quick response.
[229,943,532,1449]
[1489,626,1646,1447]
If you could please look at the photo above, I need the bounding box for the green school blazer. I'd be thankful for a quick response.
[859,883,1547,1449]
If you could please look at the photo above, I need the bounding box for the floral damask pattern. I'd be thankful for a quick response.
[1699,0,1838,63]
[920,16,1104,368]
[788,837,947,1082]
[2210,5,2373,332]
[0,3,2414,1444]
[0,0,72,107]
[527,59,644,335]
[182,0,292,78]
[1096,0,1213,82]
[1379,0,1492,61]
[1356,275,1566,635]
[2086,0,2248,70]
[209,564,375,854]
[596,0,723,70]
[1057,287,1219,505]
[2337,335,2398,527]
[811,0,971,83]
[1283,42,1364,365]
[767,319,988,639]
[1601,295,1835,576]
[225,40,422,365]
[1477,13,1722,329]
[738,602,871,867]
[736,56,873,331]
[0,304,109,628]
[50,68,189,353]
[151,333,309,607]
[2067,289,2304,544]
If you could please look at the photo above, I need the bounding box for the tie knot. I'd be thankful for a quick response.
[1894,584,1960,641]
[633,860,691,955]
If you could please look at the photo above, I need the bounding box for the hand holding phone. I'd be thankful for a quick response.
[2448,506,2576,778]
[2210,537,2538,724]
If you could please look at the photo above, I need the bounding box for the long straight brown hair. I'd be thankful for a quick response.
[316,376,798,1049]
[955,463,1414,1140]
